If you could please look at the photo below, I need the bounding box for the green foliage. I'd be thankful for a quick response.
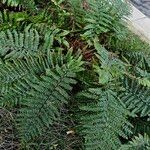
[119,78,150,118]
[2,0,36,10]
[0,10,28,31]
[0,0,150,149]
[120,134,150,150]
[77,88,131,150]
[0,28,39,59]
[94,39,126,84]
[131,117,150,137]
[18,58,83,143]
[0,48,83,145]
[107,31,150,52]
[82,0,130,40]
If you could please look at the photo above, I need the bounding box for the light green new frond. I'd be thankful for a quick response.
[119,134,150,150]
[119,78,150,118]
[77,88,131,150]
[135,67,150,87]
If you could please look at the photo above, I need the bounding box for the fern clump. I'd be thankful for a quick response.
[0,0,150,149]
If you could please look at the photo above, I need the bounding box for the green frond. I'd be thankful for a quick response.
[83,0,130,39]
[94,40,125,84]
[120,134,150,150]
[0,0,150,149]
[0,48,83,143]
[0,27,70,59]
[77,88,131,150]
[107,31,150,52]
[119,78,150,118]
[0,10,29,31]
[0,28,40,59]
[0,49,83,107]
[124,51,150,71]
[69,0,130,35]
[2,0,20,7]
[137,78,150,88]
[2,0,36,10]
[17,65,78,143]
[131,117,150,137]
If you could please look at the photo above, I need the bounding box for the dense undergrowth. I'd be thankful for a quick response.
[0,0,150,149]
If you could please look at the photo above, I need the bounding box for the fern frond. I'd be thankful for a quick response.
[77,88,131,150]
[17,54,83,143]
[2,0,36,10]
[137,78,150,88]
[0,28,40,59]
[131,117,150,137]
[0,27,70,59]
[107,31,150,52]
[0,44,83,143]
[69,0,130,36]
[0,49,83,107]
[2,0,19,7]
[119,78,150,118]
[124,51,150,71]
[0,10,29,31]
[83,0,130,39]
[94,40,125,84]
[119,134,150,150]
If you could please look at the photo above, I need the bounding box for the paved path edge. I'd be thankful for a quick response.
[127,4,150,44]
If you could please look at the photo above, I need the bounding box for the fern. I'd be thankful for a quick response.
[107,31,150,52]
[94,39,126,84]
[123,51,150,71]
[119,78,150,118]
[0,0,150,149]
[0,48,83,144]
[0,10,28,31]
[0,28,40,59]
[82,0,130,40]
[0,49,82,106]
[69,0,130,35]
[120,134,150,150]
[0,27,70,59]
[131,117,150,137]
[2,0,20,7]
[18,63,82,143]
[77,88,131,150]
[2,0,36,10]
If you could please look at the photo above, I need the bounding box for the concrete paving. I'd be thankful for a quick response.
[131,0,150,17]
[128,1,150,43]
